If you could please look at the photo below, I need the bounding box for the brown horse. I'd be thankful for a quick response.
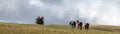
[69,21,76,28]
[77,20,83,30]
[85,23,89,30]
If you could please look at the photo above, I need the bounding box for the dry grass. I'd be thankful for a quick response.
[0,22,120,34]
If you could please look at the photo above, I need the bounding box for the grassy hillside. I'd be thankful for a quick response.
[0,22,120,34]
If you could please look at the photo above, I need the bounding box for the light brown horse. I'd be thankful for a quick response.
[77,20,83,30]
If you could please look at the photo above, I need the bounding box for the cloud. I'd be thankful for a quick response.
[0,0,120,26]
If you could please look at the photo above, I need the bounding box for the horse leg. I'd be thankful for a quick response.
[72,25,74,28]
[80,26,82,30]
[77,25,79,29]
[73,24,76,28]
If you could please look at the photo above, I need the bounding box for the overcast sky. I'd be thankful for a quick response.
[0,0,120,25]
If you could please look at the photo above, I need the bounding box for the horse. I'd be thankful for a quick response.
[77,20,83,30]
[69,21,76,28]
[85,23,89,30]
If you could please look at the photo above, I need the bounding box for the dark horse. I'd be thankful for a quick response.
[69,21,76,28]
[85,23,89,30]
[77,20,83,30]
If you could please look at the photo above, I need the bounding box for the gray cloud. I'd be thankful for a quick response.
[0,0,120,25]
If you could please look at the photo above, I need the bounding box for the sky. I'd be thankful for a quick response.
[0,0,120,26]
